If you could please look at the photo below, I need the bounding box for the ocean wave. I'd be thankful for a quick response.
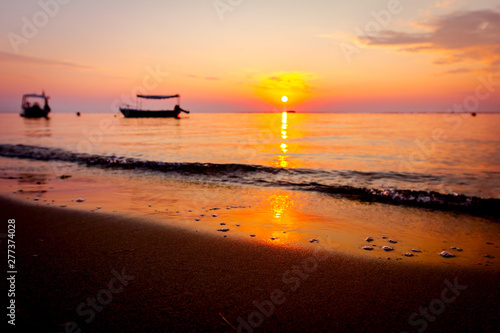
[1,144,498,218]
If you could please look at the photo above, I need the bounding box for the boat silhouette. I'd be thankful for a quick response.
[119,94,190,118]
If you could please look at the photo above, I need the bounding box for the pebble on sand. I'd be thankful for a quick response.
[235,224,240,227]
[404,252,414,257]
[212,214,218,217]
[411,249,421,253]
[450,246,463,251]
[440,251,455,258]
[365,237,373,242]
[194,218,200,221]
[362,246,373,250]
[484,254,495,259]
[382,246,393,251]
[309,239,319,243]
[217,228,229,232]
[250,234,256,237]
[388,239,397,244]
[76,198,85,203]
[220,222,226,226]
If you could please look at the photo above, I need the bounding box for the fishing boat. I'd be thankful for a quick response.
[21,92,51,118]
[119,94,190,118]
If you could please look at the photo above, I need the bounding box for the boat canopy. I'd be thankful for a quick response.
[23,93,48,98]
[137,94,179,99]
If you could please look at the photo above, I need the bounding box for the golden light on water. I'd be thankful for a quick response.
[269,193,292,219]
[277,111,289,166]
[277,155,290,168]
[281,111,288,139]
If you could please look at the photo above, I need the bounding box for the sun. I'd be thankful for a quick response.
[281,96,288,103]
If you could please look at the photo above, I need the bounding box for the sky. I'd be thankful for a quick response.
[1,0,499,113]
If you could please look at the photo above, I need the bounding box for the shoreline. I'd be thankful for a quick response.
[1,162,499,268]
[2,144,499,218]
[2,195,499,332]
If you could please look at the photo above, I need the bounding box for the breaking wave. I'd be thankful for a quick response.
[1,144,498,218]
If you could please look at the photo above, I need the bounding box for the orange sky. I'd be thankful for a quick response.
[1,0,499,113]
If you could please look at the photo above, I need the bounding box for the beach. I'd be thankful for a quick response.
[2,194,499,332]
[2,0,500,331]
[1,112,500,331]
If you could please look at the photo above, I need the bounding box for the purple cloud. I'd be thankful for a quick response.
[0,51,91,69]
[363,10,500,66]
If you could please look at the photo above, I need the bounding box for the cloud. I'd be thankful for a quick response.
[185,74,220,81]
[363,10,500,67]
[438,67,474,75]
[436,0,457,9]
[253,71,319,106]
[362,31,430,46]
[257,72,318,93]
[0,51,91,69]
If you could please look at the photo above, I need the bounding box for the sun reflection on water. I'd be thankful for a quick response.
[277,155,290,168]
[276,111,291,167]
[265,192,301,245]
[269,193,292,219]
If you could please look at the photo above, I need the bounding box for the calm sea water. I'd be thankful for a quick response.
[0,113,499,210]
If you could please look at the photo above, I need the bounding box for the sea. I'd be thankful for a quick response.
[1,112,499,265]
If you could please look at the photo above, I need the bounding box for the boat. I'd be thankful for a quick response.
[119,94,190,118]
[21,92,50,118]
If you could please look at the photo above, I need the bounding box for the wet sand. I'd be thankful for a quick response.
[2,160,499,268]
[1,195,499,332]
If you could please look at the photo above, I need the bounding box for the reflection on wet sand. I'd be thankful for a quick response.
[1,157,499,269]
[17,173,49,185]
[269,193,292,219]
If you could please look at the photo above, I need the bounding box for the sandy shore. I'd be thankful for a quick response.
[1,195,498,332]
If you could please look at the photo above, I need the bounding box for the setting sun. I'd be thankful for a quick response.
[282,96,288,103]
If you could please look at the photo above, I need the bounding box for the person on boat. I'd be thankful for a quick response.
[44,98,51,112]
[174,105,189,113]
